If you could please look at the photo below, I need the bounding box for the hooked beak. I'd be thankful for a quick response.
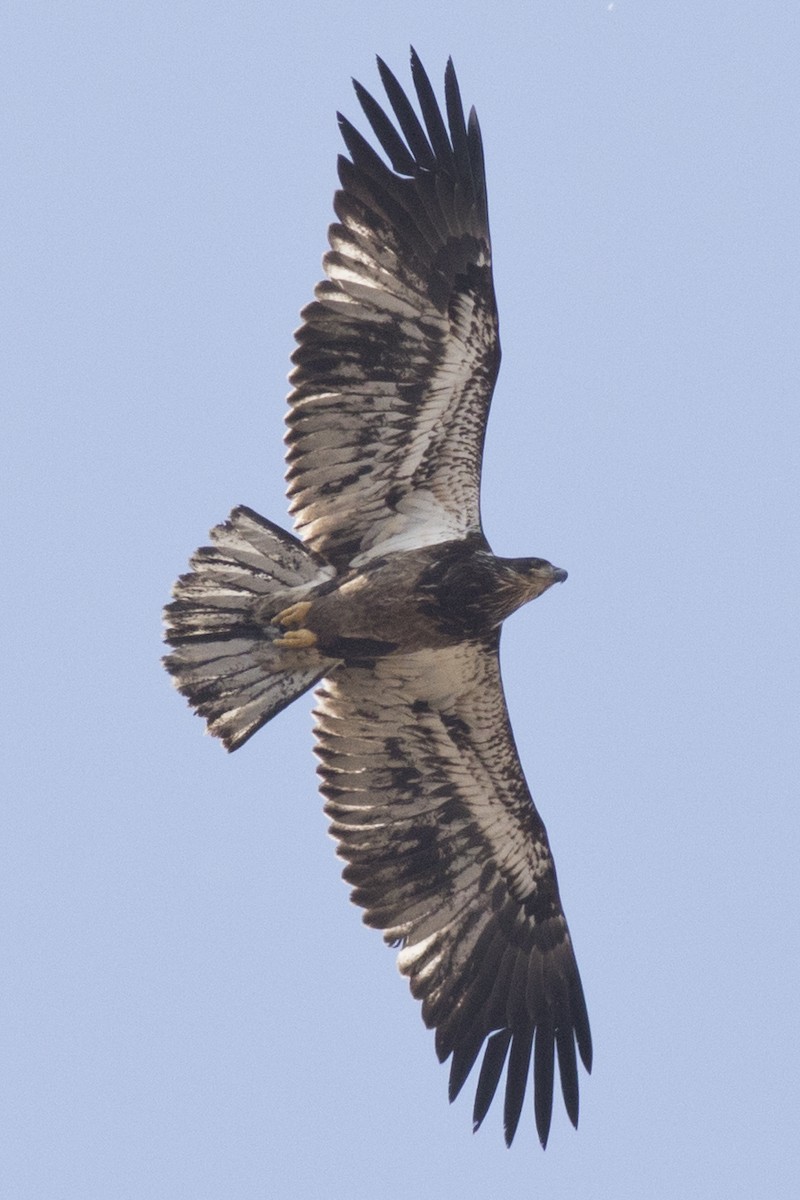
[522,561,568,604]
[529,563,567,585]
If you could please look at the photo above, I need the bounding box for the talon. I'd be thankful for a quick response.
[275,627,318,649]
[273,600,313,629]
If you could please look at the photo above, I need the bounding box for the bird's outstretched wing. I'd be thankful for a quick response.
[286,50,500,570]
[314,640,592,1147]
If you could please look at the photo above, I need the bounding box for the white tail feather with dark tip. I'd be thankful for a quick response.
[163,506,337,750]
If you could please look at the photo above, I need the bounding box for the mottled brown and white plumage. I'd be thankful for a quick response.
[163,49,591,1148]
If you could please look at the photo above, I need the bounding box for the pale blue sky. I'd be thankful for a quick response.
[4,3,799,1197]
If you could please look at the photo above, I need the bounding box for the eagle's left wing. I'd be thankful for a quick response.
[314,640,592,1146]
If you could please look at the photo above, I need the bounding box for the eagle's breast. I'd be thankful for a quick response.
[301,535,531,659]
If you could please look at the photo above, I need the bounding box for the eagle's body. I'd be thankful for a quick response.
[164,51,592,1148]
[278,538,567,658]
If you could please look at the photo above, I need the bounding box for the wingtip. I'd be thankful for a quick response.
[409,46,430,83]
[535,1101,553,1149]
[504,1118,521,1149]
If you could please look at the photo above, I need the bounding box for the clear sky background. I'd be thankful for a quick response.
[4,3,799,1197]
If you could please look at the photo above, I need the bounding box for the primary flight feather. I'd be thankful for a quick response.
[164,49,591,1148]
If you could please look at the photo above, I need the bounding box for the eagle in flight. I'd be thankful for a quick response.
[164,50,591,1147]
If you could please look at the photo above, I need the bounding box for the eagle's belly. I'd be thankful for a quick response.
[304,565,458,658]
[300,539,506,659]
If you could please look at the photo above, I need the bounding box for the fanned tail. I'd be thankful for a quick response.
[163,506,336,750]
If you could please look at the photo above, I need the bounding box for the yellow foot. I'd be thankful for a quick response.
[274,627,318,650]
[272,600,313,629]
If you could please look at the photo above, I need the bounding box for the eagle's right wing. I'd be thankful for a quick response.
[286,50,500,570]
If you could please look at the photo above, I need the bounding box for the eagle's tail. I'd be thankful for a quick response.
[163,506,336,751]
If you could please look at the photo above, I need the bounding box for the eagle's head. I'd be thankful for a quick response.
[495,556,568,617]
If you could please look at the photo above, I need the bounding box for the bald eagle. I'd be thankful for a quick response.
[164,50,591,1147]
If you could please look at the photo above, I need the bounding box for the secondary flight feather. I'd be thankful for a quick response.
[164,49,591,1147]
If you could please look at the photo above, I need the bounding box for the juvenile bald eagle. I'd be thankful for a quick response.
[164,50,591,1147]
